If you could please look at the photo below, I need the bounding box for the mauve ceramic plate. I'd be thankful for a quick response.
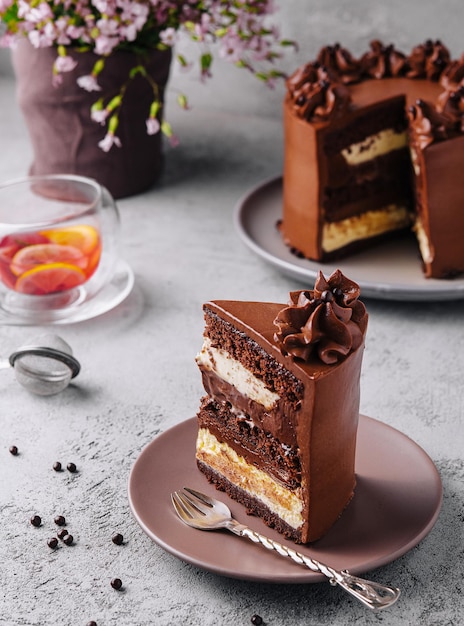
[128,415,442,584]
[234,176,464,301]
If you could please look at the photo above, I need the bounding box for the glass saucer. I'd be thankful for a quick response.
[0,259,134,325]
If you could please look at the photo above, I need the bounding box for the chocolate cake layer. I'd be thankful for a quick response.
[323,150,413,220]
[197,395,301,488]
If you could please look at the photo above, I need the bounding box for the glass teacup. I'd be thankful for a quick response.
[0,175,120,320]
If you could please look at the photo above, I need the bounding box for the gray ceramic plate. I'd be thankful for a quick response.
[128,415,442,584]
[234,176,464,301]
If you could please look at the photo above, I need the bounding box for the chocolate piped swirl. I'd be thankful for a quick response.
[316,43,363,84]
[360,40,408,79]
[287,64,351,122]
[408,97,462,149]
[406,39,450,81]
[274,270,368,365]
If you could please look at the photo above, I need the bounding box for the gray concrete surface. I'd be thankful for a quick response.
[1,2,464,624]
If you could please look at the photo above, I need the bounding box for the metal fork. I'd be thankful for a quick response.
[171,487,400,611]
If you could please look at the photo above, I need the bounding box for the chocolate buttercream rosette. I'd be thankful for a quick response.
[273,270,368,365]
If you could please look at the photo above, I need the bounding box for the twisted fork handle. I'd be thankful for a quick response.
[226,520,400,611]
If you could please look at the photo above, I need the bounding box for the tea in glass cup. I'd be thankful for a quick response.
[0,175,120,320]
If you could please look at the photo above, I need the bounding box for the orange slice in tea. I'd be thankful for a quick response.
[10,243,87,276]
[15,263,87,295]
[40,225,100,255]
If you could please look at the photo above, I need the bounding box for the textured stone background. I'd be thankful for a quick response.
[1,2,464,625]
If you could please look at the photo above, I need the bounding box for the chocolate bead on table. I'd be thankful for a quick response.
[54,515,66,526]
[47,537,58,549]
[67,462,77,473]
[30,515,41,527]
[53,461,62,472]
[62,534,73,546]
[112,533,124,545]
[110,578,122,590]
[9,445,18,455]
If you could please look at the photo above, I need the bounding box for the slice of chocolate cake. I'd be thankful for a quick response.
[195,270,368,544]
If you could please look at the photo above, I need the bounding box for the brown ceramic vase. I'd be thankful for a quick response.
[12,41,172,199]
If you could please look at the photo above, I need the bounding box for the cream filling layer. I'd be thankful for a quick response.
[322,205,411,253]
[413,216,433,264]
[196,428,304,530]
[196,337,280,410]
[341,129,408,165]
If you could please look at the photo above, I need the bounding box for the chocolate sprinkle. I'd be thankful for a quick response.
[112,533,124,545]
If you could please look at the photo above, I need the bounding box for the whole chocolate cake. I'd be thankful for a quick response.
[195,270,368,544]
[281,40,464,279]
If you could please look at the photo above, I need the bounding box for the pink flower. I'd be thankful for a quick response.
[160,27,177,46]
[91,109,109,124]
[98,132,122,152]
[167,133,180,148]
[53,54,78,73]
[146,117,160,135]
[28,29,54,49]
[77,74,102,92]
[94,34,119,55]
[52,72,64,87]
[0,0,13,12]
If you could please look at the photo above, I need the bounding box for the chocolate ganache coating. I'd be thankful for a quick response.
[273,270,368,365]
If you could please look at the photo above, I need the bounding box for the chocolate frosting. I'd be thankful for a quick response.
[408,97,461,149]
[286,40,464,141]
[406,39,450,81]
[360,40,408,79]
[316,44,363,84]
[286,64,351,122]
[437,86,464,131]
[273,270,368,365]
[440,56,464,91]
